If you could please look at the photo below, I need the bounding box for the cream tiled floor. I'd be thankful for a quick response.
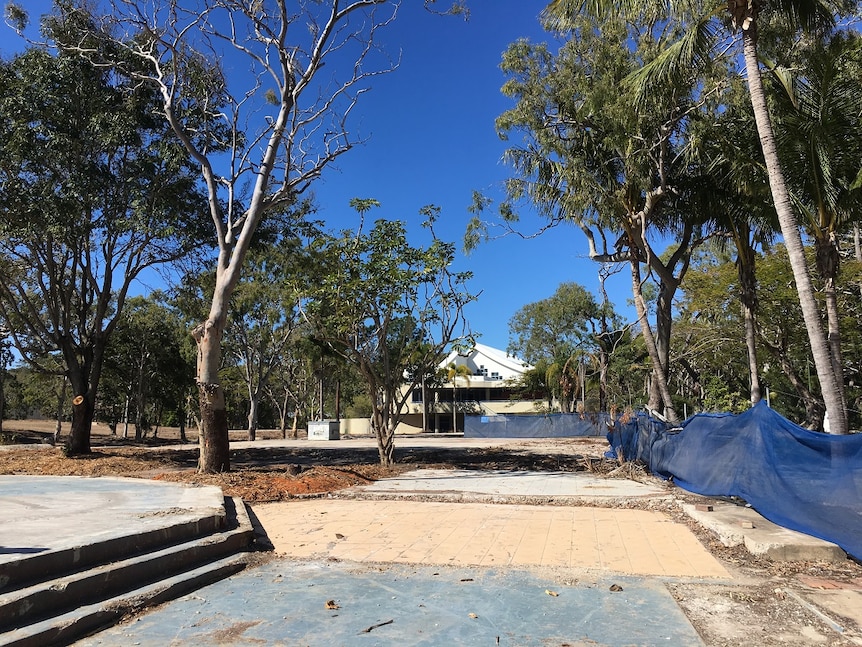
[253,499,730,579]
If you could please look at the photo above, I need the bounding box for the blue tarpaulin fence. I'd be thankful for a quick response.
[464,413,608,438]
[606,401,862,561]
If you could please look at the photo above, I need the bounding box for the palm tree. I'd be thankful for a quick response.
[771,32,862,420]
[696,93,779,406]
[544,0,850,433]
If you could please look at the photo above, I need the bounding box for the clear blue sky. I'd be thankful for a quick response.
[304,1,635,349]
[3,1,635,352]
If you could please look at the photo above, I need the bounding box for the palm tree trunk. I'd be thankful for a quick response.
[742,26,847,434]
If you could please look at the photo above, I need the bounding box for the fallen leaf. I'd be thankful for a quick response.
[325,600,340,610]
[335,533,345,539]
[609,584,623,592]
[545,589,559,597]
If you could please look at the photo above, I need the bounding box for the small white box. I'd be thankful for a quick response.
[307,420,340,440]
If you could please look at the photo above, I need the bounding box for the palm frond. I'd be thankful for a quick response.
[625,15,719,104]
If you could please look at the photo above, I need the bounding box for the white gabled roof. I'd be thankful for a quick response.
[439,342,532,380]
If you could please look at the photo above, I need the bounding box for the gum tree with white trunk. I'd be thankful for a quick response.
[48,0,414,470]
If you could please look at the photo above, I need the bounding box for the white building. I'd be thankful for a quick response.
[410,343,535,434]
[338,343,535,436]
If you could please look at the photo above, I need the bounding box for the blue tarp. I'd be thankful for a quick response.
[608,402,862,561]
[464,413,608,438]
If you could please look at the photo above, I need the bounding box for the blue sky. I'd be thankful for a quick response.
[3,1,635,352]
[300,1,635,350]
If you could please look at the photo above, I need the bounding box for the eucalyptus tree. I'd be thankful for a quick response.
[305,202,476,466]
[508,283,601,365]
[25,0,426,471]
[0,333,12,435]
[0,31,205,454]
[545,0,857,433]
[479,11,722,421]
[224,235,308,441]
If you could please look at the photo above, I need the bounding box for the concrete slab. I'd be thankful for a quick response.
[253,499,730,579]
[680,500,846,563]
[354,468,671,503]
[73,560,706,646]
[0,475,225,565]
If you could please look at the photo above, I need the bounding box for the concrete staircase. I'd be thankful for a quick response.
[0,495,256,647]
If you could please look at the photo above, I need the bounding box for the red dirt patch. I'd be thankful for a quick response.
[153,465,404,502]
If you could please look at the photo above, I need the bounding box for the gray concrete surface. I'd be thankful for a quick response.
[73,561,705,646]
[681,499,847,563]
[355,467,672,501]
[0,475,225,567]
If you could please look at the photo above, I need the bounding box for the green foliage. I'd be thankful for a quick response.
[507,282,603,365]
[0,24,208,450]
[305,203,476,464]
[701,375,749,414]
[4,2,27,31]
[100,295,193,436]
[345,392,374,418]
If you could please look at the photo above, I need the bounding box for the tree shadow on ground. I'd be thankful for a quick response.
[139,445,599,473]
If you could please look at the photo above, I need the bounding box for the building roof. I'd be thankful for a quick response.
[439,343,532,382]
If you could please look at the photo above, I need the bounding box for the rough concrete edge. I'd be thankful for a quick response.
[679,502,847,563]
[1,500,255,632]
[679,502,745,548]
[338,490,674,508]
[0,555,249,647]
[742,533,847,563]
[0,512,225,594]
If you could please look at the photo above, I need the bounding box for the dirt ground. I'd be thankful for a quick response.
[2,419,862,646]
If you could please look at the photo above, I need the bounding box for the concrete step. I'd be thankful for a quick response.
[0,477,227,595]
[0,497,255,647]
[0,554,249,647]
[680,499,847,562]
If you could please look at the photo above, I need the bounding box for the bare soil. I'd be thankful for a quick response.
[2,419,861,646]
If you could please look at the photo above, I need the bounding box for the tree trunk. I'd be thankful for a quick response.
[194,319,230,473]
[280,388,290,439]
[247,391,259,441]
[815,235,846,414]
[742,25,847,434]
[736,235,762,405]
[67,392,94,454]
[122,392,130,439]
[371,396,394,467]
[54,376,66,445]
[0,372,5,437]
[631,260,679,422]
